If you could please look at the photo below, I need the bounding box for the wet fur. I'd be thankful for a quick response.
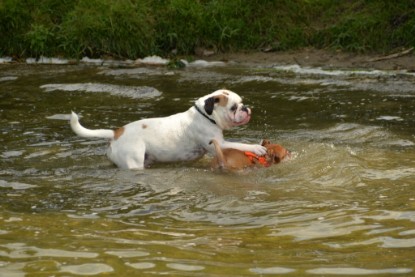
[210,139,290,171]
[70,89,267,169]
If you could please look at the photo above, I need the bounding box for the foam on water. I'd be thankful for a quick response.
[60,263,114,275]
[0,180,37,190]
[46,114,73,120]
[135,55,169,65]
[273,64,415,77]
[307,267,412,275]
[0,76,18,82]
[26,56,70,64]
[0,57,12,63]
[376,115,404,121]
[40,83,162,99]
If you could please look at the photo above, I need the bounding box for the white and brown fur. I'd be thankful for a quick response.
[210,139,290,171]
[70,89,266,169]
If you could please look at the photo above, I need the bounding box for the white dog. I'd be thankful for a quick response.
[70,89,266,169]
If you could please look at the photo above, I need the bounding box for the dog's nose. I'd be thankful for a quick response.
[241,106,251,115]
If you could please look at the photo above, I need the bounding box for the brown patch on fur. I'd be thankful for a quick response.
[114,127,125,140]
[214,94,228,106]
[142,124,147,129]
[210,138,290,171]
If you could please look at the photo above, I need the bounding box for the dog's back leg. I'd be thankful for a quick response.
[107,141,146,170]
[124,157,145,170]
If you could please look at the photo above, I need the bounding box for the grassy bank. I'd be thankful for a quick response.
[1,0,415,59]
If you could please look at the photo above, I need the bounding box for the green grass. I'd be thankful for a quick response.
[1,0,414,59]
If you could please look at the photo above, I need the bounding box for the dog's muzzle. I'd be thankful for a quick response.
[232,106,251,126]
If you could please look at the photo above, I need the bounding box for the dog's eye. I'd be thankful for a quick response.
[230,104,238,111]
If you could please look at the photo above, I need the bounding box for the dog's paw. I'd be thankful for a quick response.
[251,144,267,156]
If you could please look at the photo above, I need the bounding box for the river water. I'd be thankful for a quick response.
[1,61,415,276]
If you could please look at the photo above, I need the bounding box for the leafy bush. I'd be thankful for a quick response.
[59,0,155,58]
[0,0,414,58]
[0,0,32,56]
[25,24,53,57]
[310,0,415,53]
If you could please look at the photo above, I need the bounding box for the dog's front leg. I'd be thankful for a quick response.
[221,141,266,156]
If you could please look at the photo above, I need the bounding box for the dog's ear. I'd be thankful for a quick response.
[204,96,220,115]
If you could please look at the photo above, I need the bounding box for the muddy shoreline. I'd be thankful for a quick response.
[207,48,415,71]
[2,48,415,72]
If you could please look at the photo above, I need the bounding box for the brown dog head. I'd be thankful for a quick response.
[261,139,290,164]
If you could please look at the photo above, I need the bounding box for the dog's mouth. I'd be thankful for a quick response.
[232,112,251,126]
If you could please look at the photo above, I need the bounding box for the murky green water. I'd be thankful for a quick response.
[1,61,415,276]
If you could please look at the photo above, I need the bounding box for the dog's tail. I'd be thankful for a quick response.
[209,139,226,168]
[70,111,114,139]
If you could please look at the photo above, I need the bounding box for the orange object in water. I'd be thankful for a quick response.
[244,152,270,167]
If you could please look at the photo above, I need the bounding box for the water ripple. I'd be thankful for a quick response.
[40,83,162,99]
[0,243,98,259]
[2,63,415,276]
[307,267,412,275]
[60,263,114,275]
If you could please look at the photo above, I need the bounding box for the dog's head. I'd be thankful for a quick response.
[195,89,251,130]
[261,139,290,164]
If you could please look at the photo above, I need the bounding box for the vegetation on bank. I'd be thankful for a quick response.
[1,0,415,59]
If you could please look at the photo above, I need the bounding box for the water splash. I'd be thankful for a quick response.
[40,83,162,99]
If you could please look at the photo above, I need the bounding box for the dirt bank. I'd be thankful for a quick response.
[3,48,415,72]
[207,48,415,71]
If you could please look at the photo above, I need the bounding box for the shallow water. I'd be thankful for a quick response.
[1,62,415,276]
